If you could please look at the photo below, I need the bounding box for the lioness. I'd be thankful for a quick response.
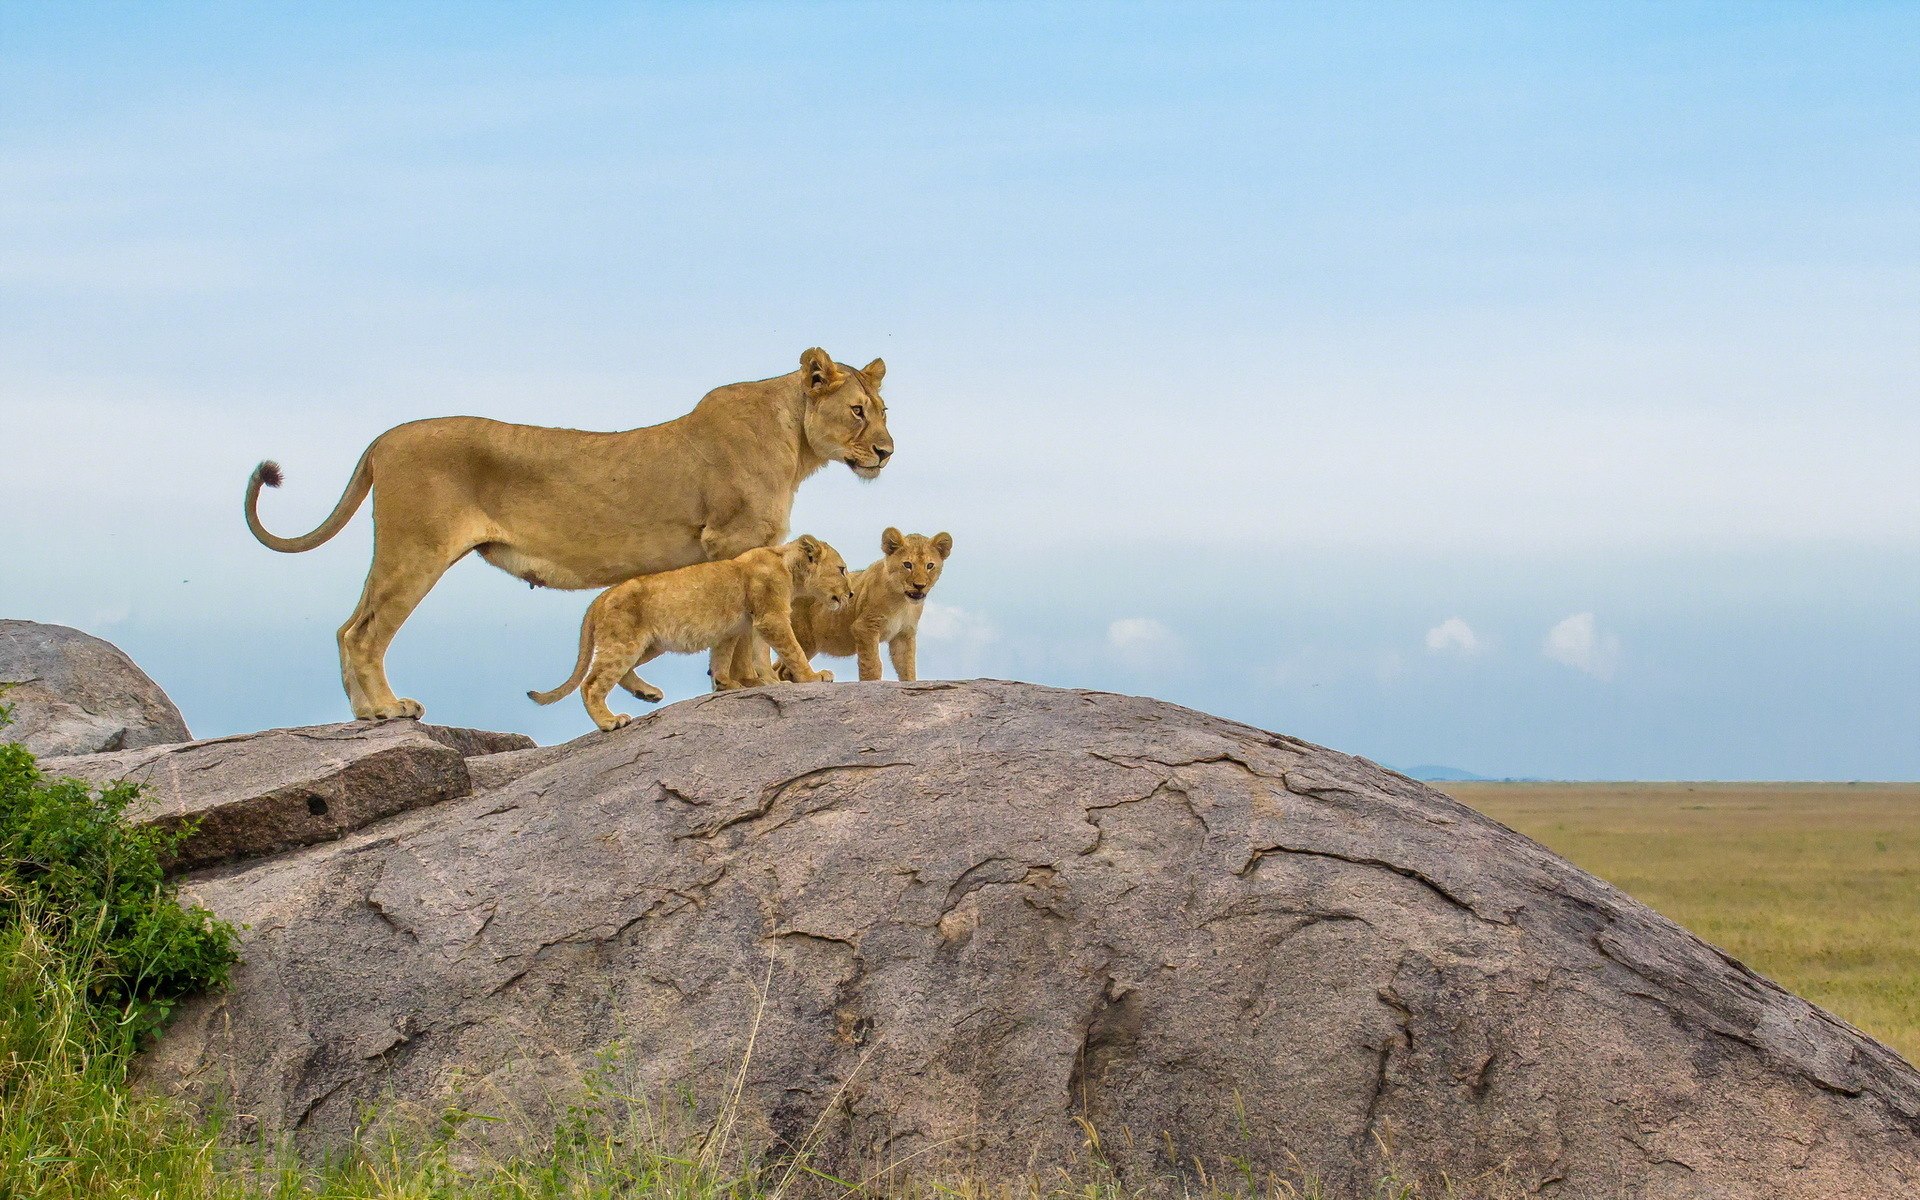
[529,536,853,731]
[244,349,892,720]
[787,527,953,682]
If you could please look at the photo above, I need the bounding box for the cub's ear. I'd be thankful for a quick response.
[931,532,953,560]
[881,526,905,556]
[861,358,886,388]
[800,348,842,394]
[796,534,823,562]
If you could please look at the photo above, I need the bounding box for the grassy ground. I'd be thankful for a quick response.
[1440,781,1920,1063]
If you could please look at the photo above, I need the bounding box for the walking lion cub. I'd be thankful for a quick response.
[786,527,953,682]
[530,536,852,731]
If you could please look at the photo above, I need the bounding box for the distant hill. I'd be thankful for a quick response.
[1399,765,1491,781]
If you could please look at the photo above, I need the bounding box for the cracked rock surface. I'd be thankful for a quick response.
[42,720,534,871]
[0,619,190,756]
[141,681,1920,1197]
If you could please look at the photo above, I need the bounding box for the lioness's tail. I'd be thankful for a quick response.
[244,450,374,553]
[529,599,599,706]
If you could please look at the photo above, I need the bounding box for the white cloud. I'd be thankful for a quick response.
[1543,612,1620,680]
[1106,617,1183,667]
[1424,617,1484,656]
[919,602,997,647]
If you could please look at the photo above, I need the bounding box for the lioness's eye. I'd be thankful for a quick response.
[851,405,865,419]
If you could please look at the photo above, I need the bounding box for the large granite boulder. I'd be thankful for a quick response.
[43,721,534,871]
[0,620,190,756]
[141,682,1920,1198]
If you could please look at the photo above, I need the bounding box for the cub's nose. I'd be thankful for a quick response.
[873,446,893,462]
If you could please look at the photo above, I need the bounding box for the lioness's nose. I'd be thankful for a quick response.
[873,446,892,462]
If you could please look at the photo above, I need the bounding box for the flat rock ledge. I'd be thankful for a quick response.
[140,682,1920,1198]
[42,721,533,871]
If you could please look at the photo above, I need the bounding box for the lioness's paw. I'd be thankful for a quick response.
[597,713,633,732]
[370,698,425,720]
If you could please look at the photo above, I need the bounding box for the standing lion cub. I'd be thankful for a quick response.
[530,536,852,731]
[787,527,953,682]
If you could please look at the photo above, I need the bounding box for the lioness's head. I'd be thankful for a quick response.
[799,348,893,480]
[880,527,952,603]
[786,534,855,610]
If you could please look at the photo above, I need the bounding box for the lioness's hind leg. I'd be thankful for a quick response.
[340,533,464,720]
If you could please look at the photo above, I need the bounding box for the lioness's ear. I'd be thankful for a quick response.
[881,527,905,556]
[797,534,822,562]
[932,532,953,560]
[861,358,886,388]
[800,348,842,394]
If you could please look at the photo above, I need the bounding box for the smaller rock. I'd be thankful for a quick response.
[0,620,191,756]
[417,726,536,758]
[38,720,527,871]
[464,741,574,792]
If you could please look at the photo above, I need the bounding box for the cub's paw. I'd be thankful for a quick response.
[814,669,835,683]
[623,682,665,702]
[596,713,634,732]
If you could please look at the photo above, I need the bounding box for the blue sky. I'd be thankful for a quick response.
[2,2,1916,777]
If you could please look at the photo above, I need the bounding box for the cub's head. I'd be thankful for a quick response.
[788,535,854,610]
[799,348,893,480]
[880,527,952,603]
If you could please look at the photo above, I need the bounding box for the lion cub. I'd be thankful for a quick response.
[788,527,952,682]
[530,536,853,731]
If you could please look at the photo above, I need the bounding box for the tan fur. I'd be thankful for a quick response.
[788,528,952,682]
[244,349,892,720]
[529,537,854,731]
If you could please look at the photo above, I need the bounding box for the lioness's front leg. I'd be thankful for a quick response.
[888,630,917,682]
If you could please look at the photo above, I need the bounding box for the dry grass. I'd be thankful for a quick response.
[1440,781,1920,1063]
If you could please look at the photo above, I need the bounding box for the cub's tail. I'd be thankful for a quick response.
[244,449,374,553]
[529,599,598,705]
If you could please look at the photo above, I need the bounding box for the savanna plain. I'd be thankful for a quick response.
[1440,780,1920,1062]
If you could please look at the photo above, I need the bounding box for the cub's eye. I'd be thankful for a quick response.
[851,405,865,420]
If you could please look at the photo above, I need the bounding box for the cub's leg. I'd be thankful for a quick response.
[756,612,830,684]
[888,630,918,682]
[854,624,887,682]
[582,636,649,731]
[618,645,666,703]
[773,627,819,683]
[707,637,758,691]
[618,671,665,703]
[700,521,782,691]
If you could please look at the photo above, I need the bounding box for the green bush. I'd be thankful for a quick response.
[0,701,237,1045]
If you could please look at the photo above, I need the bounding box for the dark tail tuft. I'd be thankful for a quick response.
[256,460,284,488]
